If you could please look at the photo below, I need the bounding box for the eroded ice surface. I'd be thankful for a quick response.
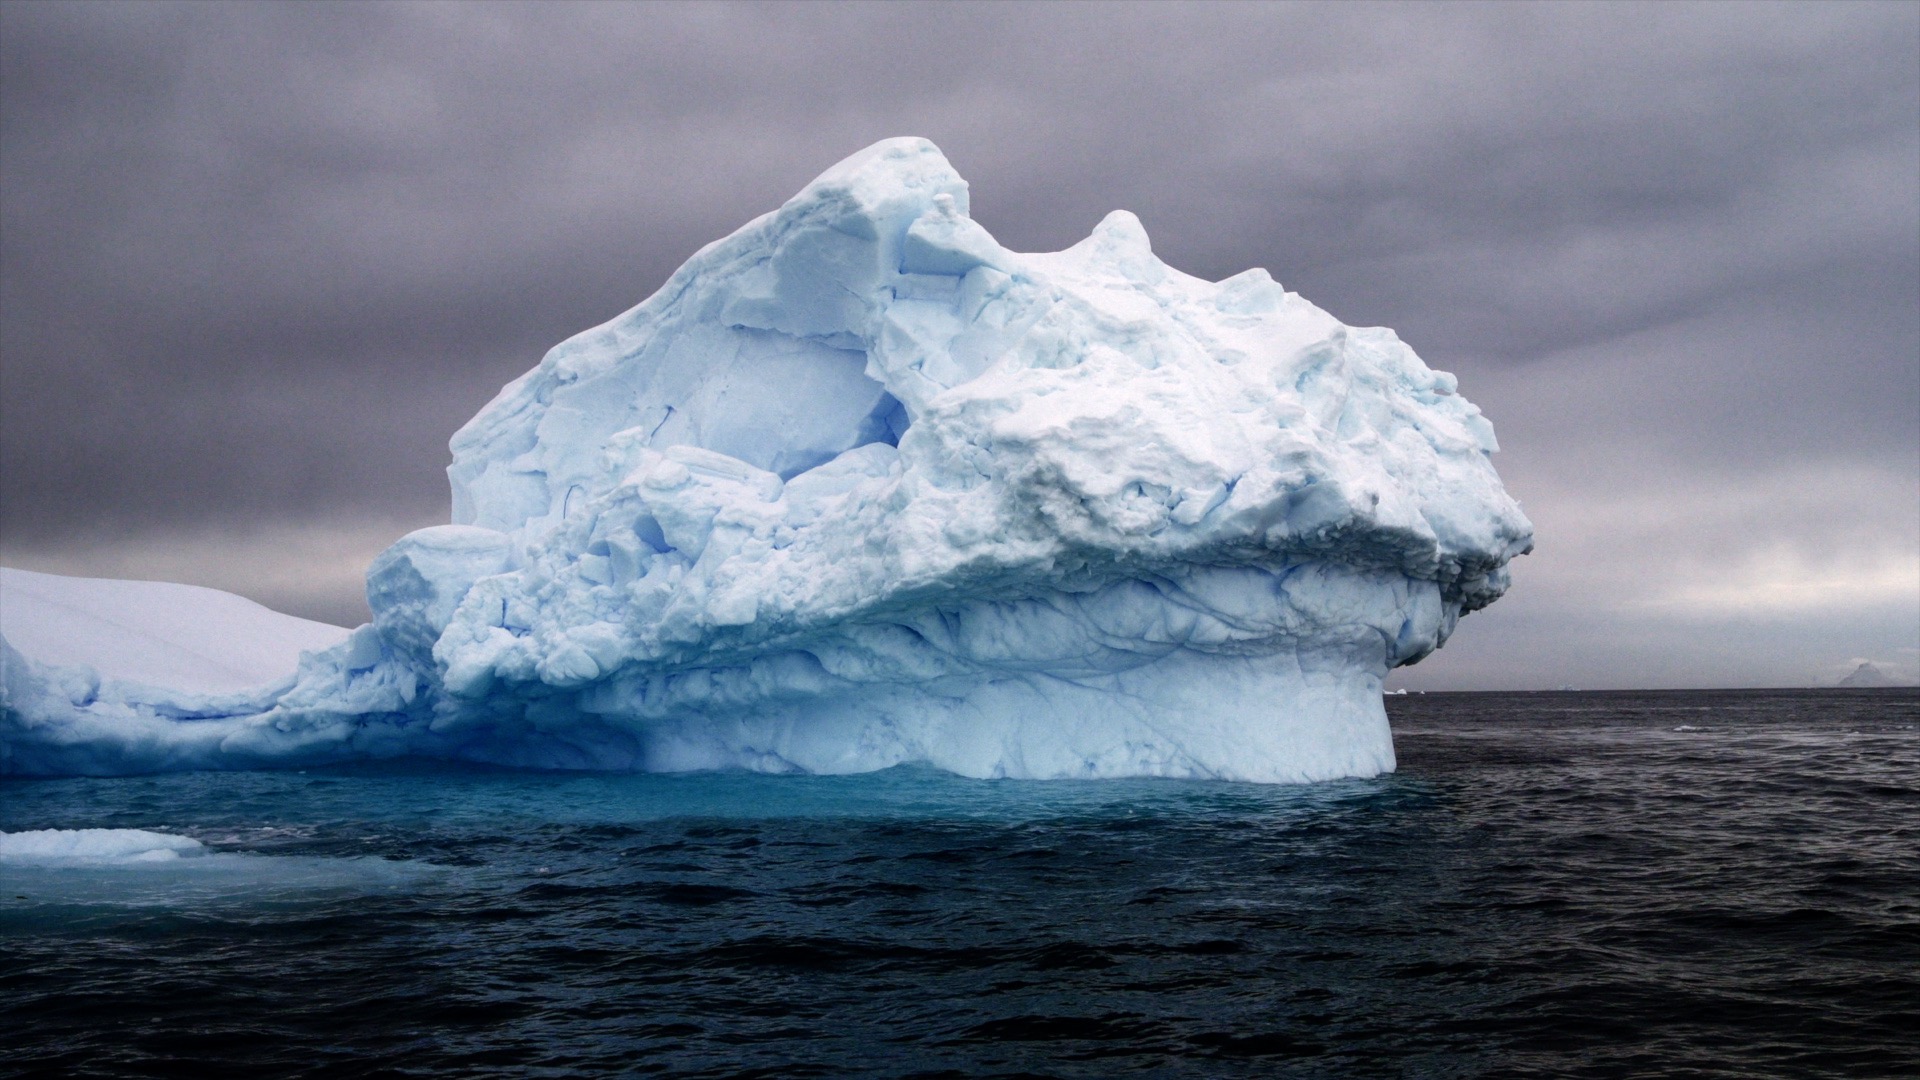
[1,138,1530,781]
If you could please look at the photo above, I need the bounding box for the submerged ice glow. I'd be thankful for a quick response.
[1,138,1530,780]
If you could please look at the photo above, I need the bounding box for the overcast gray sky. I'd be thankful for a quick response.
[3,1,1915,688]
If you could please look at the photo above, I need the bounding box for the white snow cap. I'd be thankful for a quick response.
[0,567,347,695]
[3,138,1530,781]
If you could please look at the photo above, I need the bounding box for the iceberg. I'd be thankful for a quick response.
[1,138,1530,781]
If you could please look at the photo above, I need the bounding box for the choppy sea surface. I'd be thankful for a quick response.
[3,688,1917,1079]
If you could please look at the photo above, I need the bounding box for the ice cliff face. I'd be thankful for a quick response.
[2,138,1530,780]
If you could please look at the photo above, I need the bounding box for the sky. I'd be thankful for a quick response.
[2,1,1915,689]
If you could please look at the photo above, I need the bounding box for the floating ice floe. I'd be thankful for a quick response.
[1,138,1530,781]
[0,828,209,865]
[0,828,438,913]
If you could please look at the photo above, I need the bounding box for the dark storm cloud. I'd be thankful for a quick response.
[3,1,1915,679]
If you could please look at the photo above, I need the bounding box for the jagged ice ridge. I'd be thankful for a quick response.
[2,138,1531,781]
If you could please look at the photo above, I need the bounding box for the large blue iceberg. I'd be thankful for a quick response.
[2,138,1531,781]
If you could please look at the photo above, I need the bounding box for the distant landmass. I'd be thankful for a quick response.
[1837,662,1896,688]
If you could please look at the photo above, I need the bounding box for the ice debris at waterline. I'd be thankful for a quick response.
[0,828,211,865]
[1,138,1531,781]
[0,827,438,905]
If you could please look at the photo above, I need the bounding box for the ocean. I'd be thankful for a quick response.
[3,688,1916,1078]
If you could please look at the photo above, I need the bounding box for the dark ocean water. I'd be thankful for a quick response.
[3,688,1916,1079]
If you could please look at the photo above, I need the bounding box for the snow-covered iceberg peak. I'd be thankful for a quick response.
[2,138,1530,781]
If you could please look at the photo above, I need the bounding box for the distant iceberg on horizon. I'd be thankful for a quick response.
[2,138,1531,781]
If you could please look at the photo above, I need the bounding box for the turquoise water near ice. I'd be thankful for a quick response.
[4,689,1917,1077]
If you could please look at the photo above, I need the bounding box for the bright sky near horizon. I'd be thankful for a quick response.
[2,1,1915,689]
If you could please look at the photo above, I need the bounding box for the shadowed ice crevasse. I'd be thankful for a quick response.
[1,138,1531,780]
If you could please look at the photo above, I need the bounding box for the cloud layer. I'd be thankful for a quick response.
[3,1,1915,683]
